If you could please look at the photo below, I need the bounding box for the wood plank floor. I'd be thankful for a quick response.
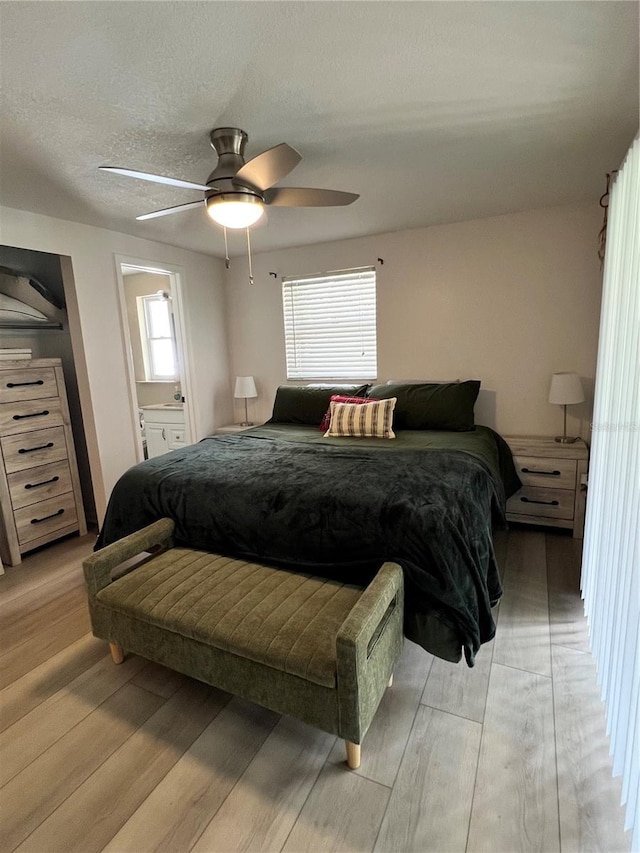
[0,528,631,852]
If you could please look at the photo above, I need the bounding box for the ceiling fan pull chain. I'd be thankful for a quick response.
[246,227,254,286]
[223,227,230,269]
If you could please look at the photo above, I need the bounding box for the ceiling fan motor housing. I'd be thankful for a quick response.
[206,127,264,204]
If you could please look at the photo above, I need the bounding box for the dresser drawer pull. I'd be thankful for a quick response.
[6,380,45,388]
[25,476,60,490]
[521,467,561,476]
[12,410,50,421]
[520,497,559,506]
[31,508,65,524]
[18,442,55,454]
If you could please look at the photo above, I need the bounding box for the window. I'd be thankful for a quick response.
[282,266,377,381]
[137,293,177,381]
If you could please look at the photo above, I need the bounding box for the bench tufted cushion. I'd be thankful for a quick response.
[97,548,363,688]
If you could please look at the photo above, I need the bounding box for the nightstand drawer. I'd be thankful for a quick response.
[0,398,64,436]
[512,455,577,489]
[0,367,58,404]
[507,486,574,520]
[15,492,78,546]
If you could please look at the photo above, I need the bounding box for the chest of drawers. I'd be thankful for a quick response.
[0,359,87,566]
[504,436,588,538]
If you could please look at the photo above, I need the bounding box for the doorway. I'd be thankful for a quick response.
[115,258,194,462]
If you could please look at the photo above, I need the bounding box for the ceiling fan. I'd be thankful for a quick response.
[100,127,359,230]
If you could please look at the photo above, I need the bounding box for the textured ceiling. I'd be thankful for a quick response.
[1,1,637,257]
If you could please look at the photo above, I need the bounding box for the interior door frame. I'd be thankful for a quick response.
[114,254,196,463]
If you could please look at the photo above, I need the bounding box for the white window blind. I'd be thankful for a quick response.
[282,267,377,381]
[581,135,639,851]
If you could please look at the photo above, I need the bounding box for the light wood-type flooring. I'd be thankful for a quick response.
[0,528,631,852]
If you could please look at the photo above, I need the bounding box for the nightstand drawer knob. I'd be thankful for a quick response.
[13,410,50,420]
[30,508,65,524]
[521,467,561,476]
[6,380,44,388]
[520,496,559,506]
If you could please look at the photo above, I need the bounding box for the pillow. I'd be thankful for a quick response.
[386,379,460,384]
[366,381,480,431]
[319,394,374,431]
[324,397,396,439]
[269,384,370,425]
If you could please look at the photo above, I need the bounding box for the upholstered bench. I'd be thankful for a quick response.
[83,518,404,769]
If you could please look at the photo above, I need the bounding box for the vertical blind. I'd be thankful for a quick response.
[282,267,377,380]
[581,135,639,851]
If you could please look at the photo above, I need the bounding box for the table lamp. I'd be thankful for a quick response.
[548,372,584,443]
[234,375,257,426]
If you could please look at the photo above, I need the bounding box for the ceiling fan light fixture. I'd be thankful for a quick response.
[206,193,264,229]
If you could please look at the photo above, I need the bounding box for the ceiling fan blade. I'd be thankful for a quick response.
[136,200,205,221]
[264,187,359,207]
[100,166,214,192]
[234,143,302,191]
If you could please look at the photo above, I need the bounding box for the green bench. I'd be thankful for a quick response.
[83,518,404,768]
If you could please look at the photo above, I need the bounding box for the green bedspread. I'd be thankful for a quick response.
[96,425,520,666]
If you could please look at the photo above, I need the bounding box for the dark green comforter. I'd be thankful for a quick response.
[96,424,520,666]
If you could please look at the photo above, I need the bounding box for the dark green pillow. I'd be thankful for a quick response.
[269,384,370,425]
[366,381,480,430]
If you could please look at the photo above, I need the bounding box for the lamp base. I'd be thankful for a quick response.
[554,435,579,444]
[239,421,254,427]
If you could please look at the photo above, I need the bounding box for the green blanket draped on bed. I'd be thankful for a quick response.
[96,424,520,666]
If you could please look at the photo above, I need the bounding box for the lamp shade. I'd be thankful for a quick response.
[548,373,585,405]
[234,376,257,399]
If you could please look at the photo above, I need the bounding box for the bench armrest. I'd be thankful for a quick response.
[336,561,403,659]
[335,561,404,743]
[83,518,175,596]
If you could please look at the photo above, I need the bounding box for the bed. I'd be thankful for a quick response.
[96,382,520,666]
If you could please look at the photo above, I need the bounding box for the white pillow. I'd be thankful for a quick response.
[324,397,396,439]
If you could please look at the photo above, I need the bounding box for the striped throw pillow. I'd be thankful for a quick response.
[319,394,374,431]
[324,397,397,439]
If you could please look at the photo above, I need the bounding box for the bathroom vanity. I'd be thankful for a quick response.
[141,404,186,458]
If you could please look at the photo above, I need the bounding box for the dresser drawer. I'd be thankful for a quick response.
[7,460,73,510]
[15,491,78,546]
[0,367,58,404]
[1,426,68,474]
[0,398,64,436]
[512,455,577,489]
[507,486,574,520]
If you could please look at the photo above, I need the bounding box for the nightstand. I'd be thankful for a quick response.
[504,436,588,538]
[214,424,257,435]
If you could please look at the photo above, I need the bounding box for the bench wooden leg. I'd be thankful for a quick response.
[109,642,124,664]
[345,741,361,769]
[388,674,394,688]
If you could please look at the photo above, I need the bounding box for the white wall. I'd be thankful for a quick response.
[1,206,230,523]
[225,203,603,440]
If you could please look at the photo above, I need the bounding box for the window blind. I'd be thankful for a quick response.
[581,135,639,851]
[282,267,377,381]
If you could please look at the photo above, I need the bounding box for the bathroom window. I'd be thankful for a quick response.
[137,293,177,381]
